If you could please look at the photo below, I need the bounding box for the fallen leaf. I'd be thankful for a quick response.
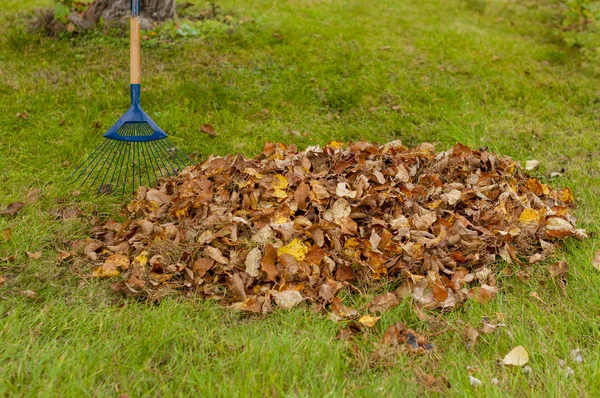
[1,228,11,242]
[368,292,399,314]
[273,290,303,309]
[245,247,262,277]
[204,246,228,264]
[465,325,479,342]
[26,188,42,203]
[277,239,308,261]
[0,202,25,216]
[261,244,279,282]
[592,251,600,272]
[26,251,41,259]
[92,254,130,277]
[19,290,38,298]
[549,261,569,277]
[83,241,102,261]
[336,182,357,199]
[503,346,529,366]
[201,124,216,136]
[529,291,546,304]
[525,160,540,171]
[545,217,574,238]
[358,315,380,328]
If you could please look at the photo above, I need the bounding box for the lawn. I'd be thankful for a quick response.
[1,0,599,396]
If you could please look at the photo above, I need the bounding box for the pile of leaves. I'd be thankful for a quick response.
[79,141,585,316]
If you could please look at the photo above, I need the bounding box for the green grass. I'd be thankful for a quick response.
[1,0,600,396]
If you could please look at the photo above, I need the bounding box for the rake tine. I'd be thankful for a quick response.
[146,139,171,177]
[163,139,193,169]
[122,142,133,197]
[89,139,123,189]
[110,142,129,195]
[156,139,188,171]
[98,140,125,193]
[141,141,158,187]
[77,139,119,189]
[156,141,180,176]
[164,138,194,164]
[70,139,112,182]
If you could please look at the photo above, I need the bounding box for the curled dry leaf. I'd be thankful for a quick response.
[200,124,216,136]
[503,346,529,366]
[0,202,25,216]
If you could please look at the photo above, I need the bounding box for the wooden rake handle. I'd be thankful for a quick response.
[130,16,141,85]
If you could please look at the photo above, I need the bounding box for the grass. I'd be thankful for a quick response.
[1,0,600,396]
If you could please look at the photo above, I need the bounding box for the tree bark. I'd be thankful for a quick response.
[83,0,176,26]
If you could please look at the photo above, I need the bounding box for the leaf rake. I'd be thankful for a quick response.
[71,0,191,195]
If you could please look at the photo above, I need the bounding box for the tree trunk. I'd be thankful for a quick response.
[82,0,176,27]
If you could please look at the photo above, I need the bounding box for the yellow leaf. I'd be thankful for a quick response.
[524,178,544,196]
[272,174,289,198]
[277,239,308,261]
[133,251,148,267]
[328,141,345,149]
[358,315,380,327]
[560,187,574,204]
[272,214,290,225]
[272,174,288,190]
[518,208,540,224]
[344,238,360,249]
[502,346,529,366]
[272,189,288,199]
[243,167,264,179]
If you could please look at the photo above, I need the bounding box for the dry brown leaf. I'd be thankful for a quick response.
[26,188,42,203]
[368,292,399,314]
[592,251,600,272]
[201,124,216,136]
[204,246,228,265]
[19,290,38,299]
[261,244,279,282]
[245,247,262,278]
[26,251,41,260]
[0,202,25,216]
[549,261,569,277]
[2,228,12,242]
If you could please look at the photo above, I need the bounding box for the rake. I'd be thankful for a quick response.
[71,0,191,195]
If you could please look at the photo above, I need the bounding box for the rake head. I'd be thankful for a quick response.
[70,85,192,195]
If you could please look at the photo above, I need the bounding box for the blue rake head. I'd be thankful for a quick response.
[103,84,167,142]
[70,85,192,196]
